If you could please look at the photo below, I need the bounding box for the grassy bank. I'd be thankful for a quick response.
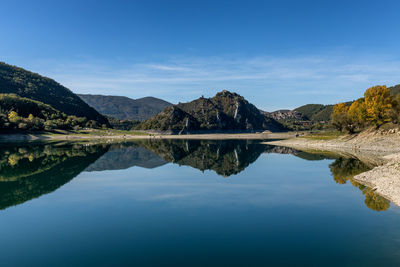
[300,130,344,140]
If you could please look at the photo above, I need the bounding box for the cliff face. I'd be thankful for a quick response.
[136,90,285,133]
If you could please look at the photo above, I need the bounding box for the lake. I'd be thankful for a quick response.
[0,140,399,266]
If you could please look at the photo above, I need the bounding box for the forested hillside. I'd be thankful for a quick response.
[0,94,95,131]
[0,62,109,126]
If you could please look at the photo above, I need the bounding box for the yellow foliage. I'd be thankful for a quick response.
[364,85,394,125]
[333,103,349,115]
[348,98,367,124]
[28,114,34,121]
[331,85,399,132]
[331,103,351,132]
[8,111,20,123]
[8,154,19,166]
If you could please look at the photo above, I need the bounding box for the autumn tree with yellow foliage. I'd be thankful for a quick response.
[364,85,396,126]
[7,111,21,124]
[331,85,398,132]
[348,98,367,129]
[331,103,352,132]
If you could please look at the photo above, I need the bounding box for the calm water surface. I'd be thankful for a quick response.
[0,140,399,266]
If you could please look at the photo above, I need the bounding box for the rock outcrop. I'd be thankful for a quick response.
[136,90,285,134]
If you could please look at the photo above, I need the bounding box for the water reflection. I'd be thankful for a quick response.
[0,140,390,211]
[0,143,109,210]
[86,142,167,171]
[133,139,267,176]
[329,157,390,211]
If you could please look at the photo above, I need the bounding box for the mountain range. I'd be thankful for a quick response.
[78,94,172,121]
[2,61,399,133]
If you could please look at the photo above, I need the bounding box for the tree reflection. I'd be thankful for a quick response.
[350,179,390,211]
[0,142,108,210]
[330,157,390,211]
[329,158,371,184]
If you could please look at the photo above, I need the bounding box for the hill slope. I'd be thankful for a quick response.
[78,94,172,121]
[294,104,333,121]
[136,90,285,133]
[389,84,400,95]
[0,94,63,119]
[0,94,93,131]
[263,103,334,131]
[0,62,109,125]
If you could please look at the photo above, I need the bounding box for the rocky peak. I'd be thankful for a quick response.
[136,91,286,133]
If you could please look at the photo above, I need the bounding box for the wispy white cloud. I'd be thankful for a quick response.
[29,53,400,111]
[148,64,193,72]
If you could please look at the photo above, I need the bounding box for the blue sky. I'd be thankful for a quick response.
[1,0,400,111]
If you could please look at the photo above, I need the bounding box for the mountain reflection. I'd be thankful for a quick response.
[88,140,276,176]
[132,139,267,176]
[0,140,390,211]
[86,142,167,171]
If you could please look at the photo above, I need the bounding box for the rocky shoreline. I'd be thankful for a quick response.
[265,127,400,206]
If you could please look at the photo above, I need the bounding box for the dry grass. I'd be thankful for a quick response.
[301,130,344,140]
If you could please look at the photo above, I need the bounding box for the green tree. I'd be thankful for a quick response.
[44,120,57,131]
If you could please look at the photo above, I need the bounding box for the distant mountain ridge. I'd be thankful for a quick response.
[136,90,286,133]
[0,62,109,126]
[78,94,172,121]
[294,104,333,121]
